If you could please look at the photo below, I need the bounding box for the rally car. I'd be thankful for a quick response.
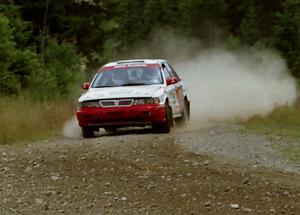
[76,59,190,137]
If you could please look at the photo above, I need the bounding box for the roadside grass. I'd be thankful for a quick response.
[243,101,300,163]
[0,96,76,145]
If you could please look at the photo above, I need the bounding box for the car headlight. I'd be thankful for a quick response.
[78,101,100,108]
[133,98,160,105]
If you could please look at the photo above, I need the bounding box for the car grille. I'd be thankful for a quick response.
[100,99,133,107]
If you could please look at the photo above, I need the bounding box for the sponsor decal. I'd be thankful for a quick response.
[100,64,159,71]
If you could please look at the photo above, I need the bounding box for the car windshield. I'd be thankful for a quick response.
[91,65,163,88]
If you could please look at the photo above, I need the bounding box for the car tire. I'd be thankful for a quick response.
[177,100,190,124]
[82,127,94,138]
[152,104,173,133]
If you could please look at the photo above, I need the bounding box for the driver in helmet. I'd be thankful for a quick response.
[112,70,129,85]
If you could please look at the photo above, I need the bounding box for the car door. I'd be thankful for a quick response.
[162,63,179,117]
[165,63,184,116]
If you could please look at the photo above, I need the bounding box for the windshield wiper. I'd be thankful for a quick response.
[93,85,116,88]
[119,83,147,86]
[93,83,151,88]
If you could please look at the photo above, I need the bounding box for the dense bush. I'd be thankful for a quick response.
[0,3,81,100]
[26,40,81,101]
[0,13,19,94]
[43,39,81,99]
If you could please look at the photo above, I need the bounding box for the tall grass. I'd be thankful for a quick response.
[0,96,76,144]
[244,100,300,163]
[244,100,300,139]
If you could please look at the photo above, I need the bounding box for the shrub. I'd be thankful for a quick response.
[0,13,19,94]
[41,39,82,99]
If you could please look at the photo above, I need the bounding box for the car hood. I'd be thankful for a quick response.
[79,85,164,101]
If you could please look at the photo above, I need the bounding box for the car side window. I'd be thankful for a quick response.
[166,63,180,80]
[162,64,171,80]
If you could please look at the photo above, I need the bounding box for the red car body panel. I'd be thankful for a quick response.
[76,104,166,128]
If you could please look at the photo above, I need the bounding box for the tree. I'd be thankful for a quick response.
[0,13,20,94]
[273,0,300,76]
[0,1,32,49]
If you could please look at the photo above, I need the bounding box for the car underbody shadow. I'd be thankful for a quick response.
[95,127,154,137]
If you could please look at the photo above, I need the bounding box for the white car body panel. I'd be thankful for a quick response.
[79,85,165,103]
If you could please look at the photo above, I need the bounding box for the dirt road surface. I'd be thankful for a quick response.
[0,124,299,214]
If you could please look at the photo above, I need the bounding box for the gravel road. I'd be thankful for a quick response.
[0,123,299,214]
[177,123,300,173]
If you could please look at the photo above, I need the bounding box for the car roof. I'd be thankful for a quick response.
[103,59,168,67]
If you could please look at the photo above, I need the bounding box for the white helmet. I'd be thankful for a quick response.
[112,70,128,85]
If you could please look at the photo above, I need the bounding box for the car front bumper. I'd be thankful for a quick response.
[76,104,167,128]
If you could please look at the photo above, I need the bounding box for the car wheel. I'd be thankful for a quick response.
[104,127,117,132]
[177,100,190,124]
[82,127,94,138]
[152,104,173,133]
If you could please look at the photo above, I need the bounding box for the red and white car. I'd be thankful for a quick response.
[76,59,190,137]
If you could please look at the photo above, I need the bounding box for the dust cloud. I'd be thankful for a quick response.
[175,48,297,124]
[63,116,82,138]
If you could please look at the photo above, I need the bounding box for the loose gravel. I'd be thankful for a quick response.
[176,123,300,173]
[0,123,299,214]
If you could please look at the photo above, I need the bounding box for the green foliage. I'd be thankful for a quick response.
[225,36,242,50]
[11,50,43,89]
[8,0,300,75]
[240,4,263,45]
[0,2,82,101]
[0,13,19,94]
[1,0,300,101]
[0,3,32,49]
[273,0,300,77]
[43,39,81,99]
[28,39,82,101]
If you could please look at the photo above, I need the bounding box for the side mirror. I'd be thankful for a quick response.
[82,82,90,90]
[166,77,178,86]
